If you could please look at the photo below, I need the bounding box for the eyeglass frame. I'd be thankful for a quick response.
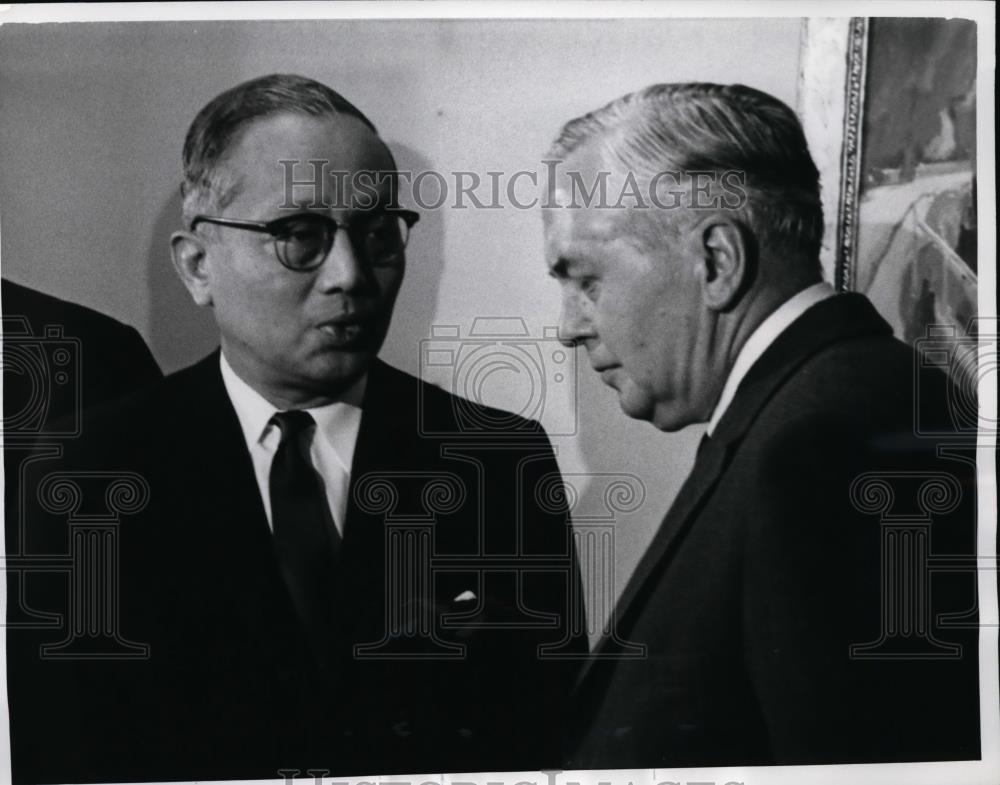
[189,208,420,272]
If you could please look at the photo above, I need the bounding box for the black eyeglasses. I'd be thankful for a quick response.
[190,209,420,272]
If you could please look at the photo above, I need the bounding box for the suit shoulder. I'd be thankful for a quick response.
[743,331,961,479]
[766,332,918,419]
[3,279,163,407]
[58,354,217,460]
[4,279,143,341]
[372,361,548,437]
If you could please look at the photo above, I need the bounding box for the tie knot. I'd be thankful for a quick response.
[271,410,315,440]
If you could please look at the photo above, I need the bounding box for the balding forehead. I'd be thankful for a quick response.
[548,142,664,209]
[552,139,612,186]
[229,113,391,166]
[216,113,396,216]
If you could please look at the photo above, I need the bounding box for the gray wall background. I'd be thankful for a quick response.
[0,19,802,637]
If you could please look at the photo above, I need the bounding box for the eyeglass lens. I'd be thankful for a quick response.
[273,214,408,270]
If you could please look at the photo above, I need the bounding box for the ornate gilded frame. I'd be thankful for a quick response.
[797,17,869,292]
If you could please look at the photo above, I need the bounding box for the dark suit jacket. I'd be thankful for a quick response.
[567,293,980,768]
[4,281,163,783]
[1,279,162,430]
[12,352,585,783]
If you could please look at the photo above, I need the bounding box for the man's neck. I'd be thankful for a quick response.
[715,276,823,379]
[703,278,834,434]
[219,347,366,410]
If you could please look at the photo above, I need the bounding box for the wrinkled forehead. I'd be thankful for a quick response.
[543,151,662,257]
[543,205,656,279]
[544,141,654,215]
[545,141,610,209]
[543,139,699,261]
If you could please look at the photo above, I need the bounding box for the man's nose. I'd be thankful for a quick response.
[558,291,593,347]
[314,228,365,293]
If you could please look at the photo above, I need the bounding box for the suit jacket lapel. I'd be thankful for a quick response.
[340,359,416,640]
[577,294,893,687]
[171,352,294,635]
[343,359,405,538]
[179,351,272,543]
[179,356,418,649]
[571,434,733,689]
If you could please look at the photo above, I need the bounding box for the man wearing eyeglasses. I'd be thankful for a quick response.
[13,74,584,784]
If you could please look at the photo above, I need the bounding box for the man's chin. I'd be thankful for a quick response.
[648,403,698,433]
[615,389,657,425]
[301,351,374,394]
[615,390,691,432]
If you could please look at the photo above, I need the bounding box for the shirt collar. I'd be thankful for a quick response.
[219,352,367,473]
[705,281,836,436]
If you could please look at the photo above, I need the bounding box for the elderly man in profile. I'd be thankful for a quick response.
[544,83,979,768]
[13,74,584,784]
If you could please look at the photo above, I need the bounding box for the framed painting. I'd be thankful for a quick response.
[799,16,979,385]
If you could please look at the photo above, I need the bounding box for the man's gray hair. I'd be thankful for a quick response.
[549,82,824,263]
[180,73,380,228]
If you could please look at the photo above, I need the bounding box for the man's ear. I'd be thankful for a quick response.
[695,217,754,311]
[170,231,213,307]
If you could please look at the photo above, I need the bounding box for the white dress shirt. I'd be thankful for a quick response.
[219,353,366,535]
[706,281,836,436]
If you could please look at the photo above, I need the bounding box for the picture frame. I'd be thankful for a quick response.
[799,16,978,347]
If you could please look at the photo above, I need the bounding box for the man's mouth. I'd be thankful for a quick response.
[592,364,622,389]
[316,317,374,347]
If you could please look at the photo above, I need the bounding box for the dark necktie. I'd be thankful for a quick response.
[269,410,341,663]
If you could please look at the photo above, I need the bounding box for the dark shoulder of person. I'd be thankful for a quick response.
[375,360,547,440]
[2,279,163,428]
